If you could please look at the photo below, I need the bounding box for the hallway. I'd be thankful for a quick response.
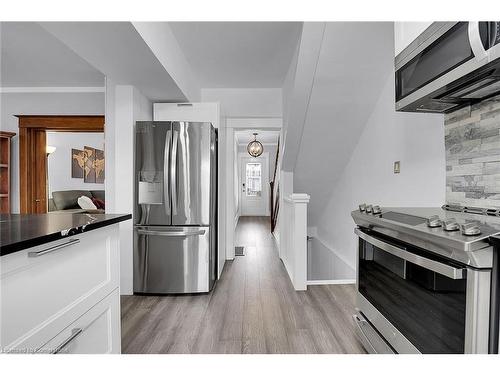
[121,216,365,354]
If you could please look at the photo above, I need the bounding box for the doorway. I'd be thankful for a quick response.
[17,115,104,213]
[234,128,279,227]
[239,153,270,216]
[225,120,282,261]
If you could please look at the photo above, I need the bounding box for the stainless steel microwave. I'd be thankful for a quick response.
[395,22,500,113]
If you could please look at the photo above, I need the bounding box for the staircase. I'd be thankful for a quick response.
[270,137,280,233]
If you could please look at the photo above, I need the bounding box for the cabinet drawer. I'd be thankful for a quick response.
[0,225,119,352]
[39,289,120,354]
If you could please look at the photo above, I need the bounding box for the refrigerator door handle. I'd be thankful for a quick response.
[137,228,206,237]
[171,129,179,215]
[163,129,172,214]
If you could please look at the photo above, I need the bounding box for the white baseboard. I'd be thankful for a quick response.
[307,279,355,285]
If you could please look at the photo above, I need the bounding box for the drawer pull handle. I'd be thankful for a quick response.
[52,328,83,354]
[137,229,205,237]
[28,239,80,258]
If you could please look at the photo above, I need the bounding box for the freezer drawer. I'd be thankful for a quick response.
[133,226,210,294]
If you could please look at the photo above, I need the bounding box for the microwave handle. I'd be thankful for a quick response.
[355,228,465,280]
[468,22,488,62]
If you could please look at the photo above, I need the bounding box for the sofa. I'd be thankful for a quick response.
[49,190,105,214]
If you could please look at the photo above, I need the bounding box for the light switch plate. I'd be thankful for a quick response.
[394,161,401,174]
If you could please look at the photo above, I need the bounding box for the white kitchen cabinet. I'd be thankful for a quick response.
[39,289,120,354]
[153,102,220,128]
[394,22,433,56]
[0,224,121,354]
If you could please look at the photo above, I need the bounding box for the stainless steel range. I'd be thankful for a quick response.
[352,204,500,354]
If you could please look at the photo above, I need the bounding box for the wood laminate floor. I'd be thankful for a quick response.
[121,216,366,354]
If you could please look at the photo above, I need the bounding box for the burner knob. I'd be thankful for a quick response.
[365,205,373,213]
[442,218,460,232]
[359,203,366,212]
[372,205,381,215]
[461,223,481,236]
[427,215,442,228]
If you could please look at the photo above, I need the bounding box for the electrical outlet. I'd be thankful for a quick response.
[394,161,401,174]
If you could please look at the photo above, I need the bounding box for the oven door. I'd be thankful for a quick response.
[355,228,491,354]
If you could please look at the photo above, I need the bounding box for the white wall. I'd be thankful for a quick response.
[394,22,433,56]
[46,132,105,197]
[307,237,354,281]
[106,83,153,295]
[281,23,324,172]
[0,92,104,213]
[315,76,445,274]
[201,88,282,118]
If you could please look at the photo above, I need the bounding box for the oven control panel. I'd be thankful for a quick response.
[426,216,482,236]
[358,203,381,215]
[357,203,483,236]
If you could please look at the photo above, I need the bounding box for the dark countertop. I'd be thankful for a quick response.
[0,213,132,256]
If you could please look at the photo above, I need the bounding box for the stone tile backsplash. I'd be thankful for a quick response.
[445,95,500,208]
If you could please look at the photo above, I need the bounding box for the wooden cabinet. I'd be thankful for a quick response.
[0,131,16,213]
[0,225,121,354]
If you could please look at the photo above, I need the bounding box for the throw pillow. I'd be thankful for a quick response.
[77,195,97,210]
[92,198,105,210]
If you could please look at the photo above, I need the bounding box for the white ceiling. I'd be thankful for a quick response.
[292,22,394,224]
[1,22,104,87]
[169,22,302,88]
[235,130,280,145]
[40,22,187,101]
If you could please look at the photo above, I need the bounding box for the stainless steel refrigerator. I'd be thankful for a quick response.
[133,121,217,294]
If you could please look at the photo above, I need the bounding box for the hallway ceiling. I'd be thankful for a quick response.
[1,22,104,87]
[236,130,280,145]
[169,22,302,88]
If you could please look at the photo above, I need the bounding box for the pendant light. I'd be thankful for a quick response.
[247,132,263,157]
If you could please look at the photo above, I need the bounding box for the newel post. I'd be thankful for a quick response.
[286,193,310,291]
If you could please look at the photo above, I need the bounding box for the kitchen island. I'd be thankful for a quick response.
[0,213,131,354]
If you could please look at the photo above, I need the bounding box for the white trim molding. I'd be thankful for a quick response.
[284,193,310,204]
[0,86,105,94]
[280,193,310,291]
[307,279,356,285]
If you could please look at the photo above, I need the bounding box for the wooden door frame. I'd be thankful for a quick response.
[17,115,104,213]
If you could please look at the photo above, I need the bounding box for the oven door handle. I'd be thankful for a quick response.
[355,228,465,280]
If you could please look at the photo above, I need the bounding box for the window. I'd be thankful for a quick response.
[246,163,262,197]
